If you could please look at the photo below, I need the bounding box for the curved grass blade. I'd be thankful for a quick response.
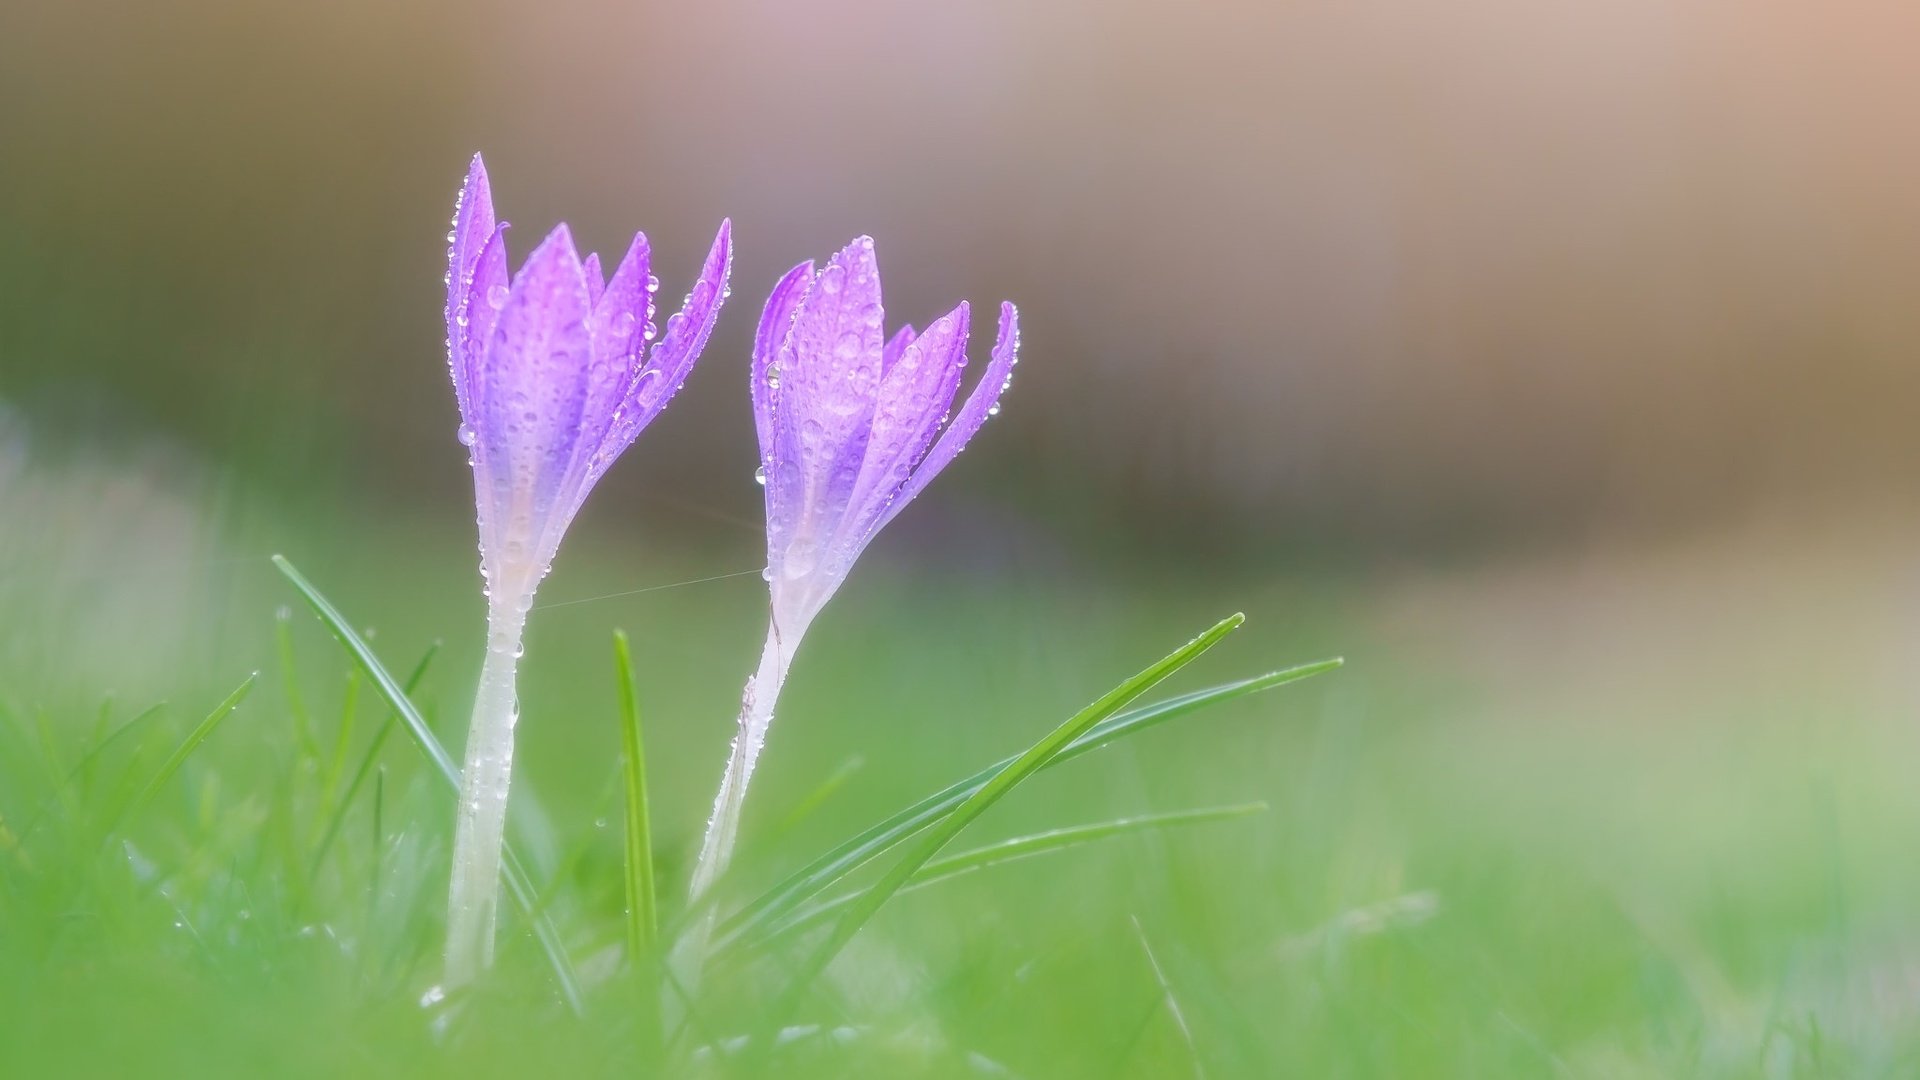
[733,802,1266,955]
[773,614,1246,1011]
[127,673,256,819]
[722,656,1341,946]
[272,554,584,1015]
[613,629,658,961]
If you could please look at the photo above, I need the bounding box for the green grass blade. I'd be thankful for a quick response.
[128,674,256,819]
[613,629,658,961]
[774,613,1246,1007]
[272,554,584,1015]
[722,655,1341,944]
[319,670,360,811]
[275,603,320,759]
[307,643,438,880]
[734,803,1266,954]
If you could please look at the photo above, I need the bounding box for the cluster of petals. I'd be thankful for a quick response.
[445,154,732,602]
[751,236,1019,640]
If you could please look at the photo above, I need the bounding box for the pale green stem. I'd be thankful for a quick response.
[444,600,528,988]
[688,626,788,902]
[668,626,787,1003]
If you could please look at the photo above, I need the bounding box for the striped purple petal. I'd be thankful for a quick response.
[875,301,1019,535]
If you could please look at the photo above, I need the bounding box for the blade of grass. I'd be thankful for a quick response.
[771,613,1246,1013]
[731,803,1266,954]
[318,670,361,811]
[16,703,166,843]
[126,674,256,820]
[613,629,658,962]
[763,756,866,846]
[721,656,1341,945]
[272,553,584,1015]
[307,643,439,880]
[276,604,320,759]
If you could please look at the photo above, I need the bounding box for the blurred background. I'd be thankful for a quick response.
[7,0,1920,550]
[6,1,1920,1072]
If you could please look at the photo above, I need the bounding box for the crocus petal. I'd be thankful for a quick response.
[754,261,815,585]
[753,261,814,452]
[447,154,497,425]
[880,323,918,375]
[457,226,511,432]
[835,303,969,563]
[784,238,886,557]
[874,301,1019,536]
[582,252,605,309]
[593,219,732,474]
[474,224,594,580]
[528,233,652,562]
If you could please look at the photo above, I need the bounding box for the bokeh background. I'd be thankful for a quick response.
[6,1,1920,1074]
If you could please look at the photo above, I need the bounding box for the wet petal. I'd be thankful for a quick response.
[582,251,605,309]
[753,260,814,453]
[473,224,595,577]
[783,237,886,560]
[874,301,1019,535]
[592,219,732,474]
[880,323,918,375]
[836,303,969,562]
[446,154,496,424]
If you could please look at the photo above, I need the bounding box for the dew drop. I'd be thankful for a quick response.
[645,274,661,294]
[753,465,767,486]
[782,540,816,580]
[456,423,477,446]
[486,284,510,309]
[987,403,1001,417]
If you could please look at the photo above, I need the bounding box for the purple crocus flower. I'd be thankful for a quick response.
[443,154,731,984]
[689,236,1018,897]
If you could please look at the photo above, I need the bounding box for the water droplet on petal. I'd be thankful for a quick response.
[783,540,816,580]
[456,423,477,446]
[753,465,767,486]
[987,403,1001,417]
[486,284,510,309]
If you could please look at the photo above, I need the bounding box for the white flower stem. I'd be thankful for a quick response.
[444,601,528,989]
[688,626,788,904]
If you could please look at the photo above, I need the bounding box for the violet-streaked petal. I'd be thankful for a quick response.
[880,323,918,376]
[458,226,511,432]
[582,252,605,309]
[753,261,814,453]
[528,234,653,561]
[784,238,886,551]
[756,262,817,580]
[447,154,496,424]
[474,224,594,577]
[835,303,969,562]
[873,301,1019,536]
[591,219,732,477]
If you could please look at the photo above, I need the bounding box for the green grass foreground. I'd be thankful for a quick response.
[2,511,1917,1077]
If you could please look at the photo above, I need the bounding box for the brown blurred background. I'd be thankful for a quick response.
[3,0,1918,554]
